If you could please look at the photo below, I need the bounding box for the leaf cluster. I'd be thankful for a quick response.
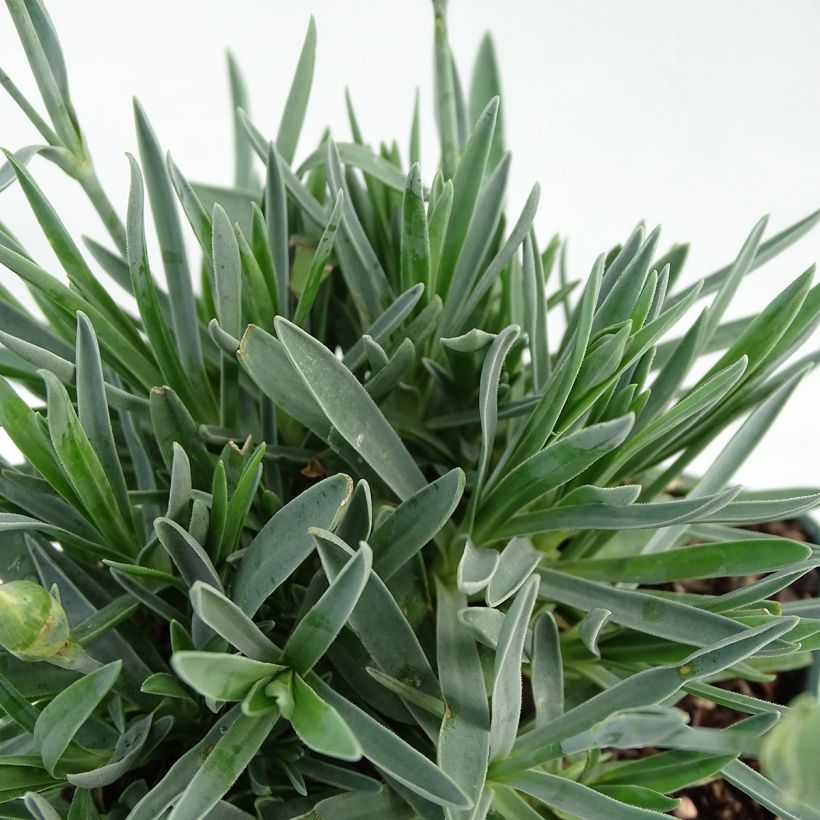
[1,1,819,817]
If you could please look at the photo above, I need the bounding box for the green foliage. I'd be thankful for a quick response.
[0,0,819,817]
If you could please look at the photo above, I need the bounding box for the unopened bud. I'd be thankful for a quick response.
[0,580,71,661]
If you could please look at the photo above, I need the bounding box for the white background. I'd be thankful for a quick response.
[1,0,820,491]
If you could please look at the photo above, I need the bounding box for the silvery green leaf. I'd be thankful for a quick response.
[23,792,62,820]
[432,0,460,177]
[312,530,441,715]
[284,673,361,761]
[41,370,137,555]
[440,154,510,333]
[0,376,79,507]
[67,713,153,788]
[531,611,563,726]
[593,226,660,334]
[441,328,497,354]
[189,582,280,661]
[678,617,799,680]
[701,216,768,352]
[166,443,191,524]
[125,156,205,411]
[0,145,47,192]
[275,17,316,164]
[467,324,519,529]
[490,785,546,820]
[2,150,132,341]
[293,189,344,327]
[335,479,373,546]
[34,661,121,775]
[237,324,330,436]
[504,770,667,819]
[275,317,425,500]
[556,539,810,585]
[446,182,540,335]
[578,608,611,658]
[128,707,241,819]
[231,473,352,616]
[367,667,446,717]
[133,101,207,390]
[400,163,430,293]
[485,538,540,607]
[5,0,79,153]
[469,33,504,167]
[365,337,416,402]
[523,232,550,390]
[265,143,289,319]
[309,674,470,810]
[342,283,424,370]
[283,543,372,674]
[167,710,278,819]
[704,490,820,524]
[457,540,499,596]
[476,414,633,541]
[501,254,604,472]
[226,52,254,189]
[437,97,498,293]
[0,243,156,388]
[496,621,790,776]
[295,756,381,794]
[324,139,392,320]
[140,672,193,701]
[489,576,539,759]
[644,364,812,554]
[428,178,454,291]
[591,748,737,793]
[559,484,641,507]
[154,517,221,592]
[725,759,820,820]
[73,313,129,525]
[435,580,489,820]
[601,357,748,480]
[536,567,790,652]
[457,606,509,653]
[499,486,740,538]
[211,204,242,339]
[560,706,689,756]
[598,224,645,303]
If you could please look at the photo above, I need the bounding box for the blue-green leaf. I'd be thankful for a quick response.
[275,317,425,500]
[231,473,352,616]
[435,579,490,820]
[168,710,278,819]
[33,661,121,775]
[371,468,465,580]
[275,17,316,164]
[283,544,372,674]
[490,577,539,759]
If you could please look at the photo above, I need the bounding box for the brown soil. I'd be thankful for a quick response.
[606,519,818,817]
[670,519,818,818]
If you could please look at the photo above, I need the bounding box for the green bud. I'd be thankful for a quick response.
[0,580,71,661]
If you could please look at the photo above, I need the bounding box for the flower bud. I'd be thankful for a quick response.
[0,580,70,661]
